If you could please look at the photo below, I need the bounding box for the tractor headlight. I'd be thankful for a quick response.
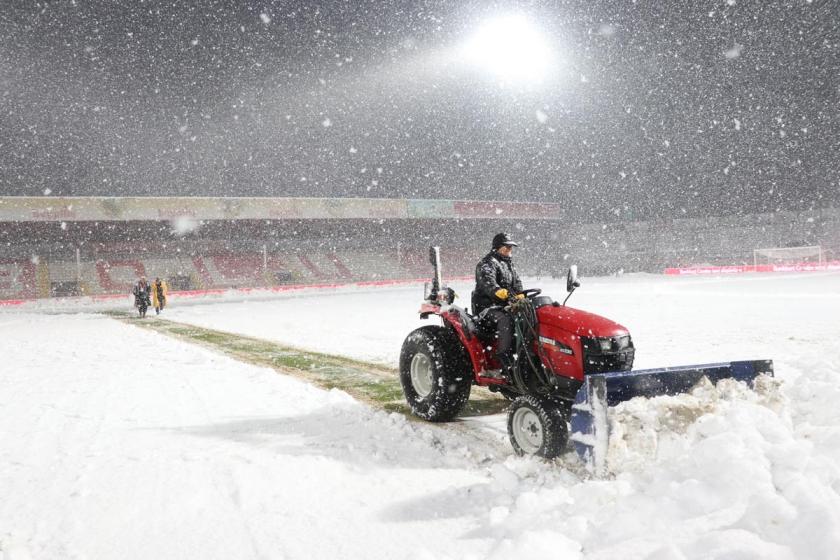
[582,335,633,357]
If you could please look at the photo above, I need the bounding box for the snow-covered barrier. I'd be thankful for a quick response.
[0,276,473,310]
[570,359,774,474]
[665,262,840,275]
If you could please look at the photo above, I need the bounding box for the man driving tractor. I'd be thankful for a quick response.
[473,232,524,377]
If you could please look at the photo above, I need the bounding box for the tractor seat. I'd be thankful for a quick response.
[451,306,494,342]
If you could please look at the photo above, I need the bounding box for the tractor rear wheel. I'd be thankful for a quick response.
[399,325,472,422]
[507,395,568,458]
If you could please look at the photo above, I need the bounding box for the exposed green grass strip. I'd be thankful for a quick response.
[105,311,509,417]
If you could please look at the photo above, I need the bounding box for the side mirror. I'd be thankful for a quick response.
[566,265,581,292]
[563,265,580,306]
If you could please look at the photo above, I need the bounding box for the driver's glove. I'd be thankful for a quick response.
[494,288,509,301]
[515,293,526,300]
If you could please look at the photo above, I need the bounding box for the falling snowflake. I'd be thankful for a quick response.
[597,23,616,36]
[725,44,743,59]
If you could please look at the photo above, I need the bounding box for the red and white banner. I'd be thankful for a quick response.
[665,262,840,275]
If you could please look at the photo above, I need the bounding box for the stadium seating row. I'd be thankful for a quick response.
[0,248,479,301]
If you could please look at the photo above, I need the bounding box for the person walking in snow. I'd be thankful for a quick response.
[133,276,152,318]
[152,277,168,315]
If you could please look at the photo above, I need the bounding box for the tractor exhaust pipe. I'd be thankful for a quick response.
[428,246,443,301]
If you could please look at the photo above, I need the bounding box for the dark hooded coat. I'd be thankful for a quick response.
[473,250,523,315]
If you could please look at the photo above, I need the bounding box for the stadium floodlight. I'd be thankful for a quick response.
[460,14,555,84]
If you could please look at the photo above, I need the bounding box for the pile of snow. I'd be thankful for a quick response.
[605,375,785,472]
[489,365,840,559]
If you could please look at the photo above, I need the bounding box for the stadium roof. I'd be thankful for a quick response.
[0,197,563,223]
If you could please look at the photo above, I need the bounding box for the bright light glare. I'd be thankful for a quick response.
[461,15,554,83]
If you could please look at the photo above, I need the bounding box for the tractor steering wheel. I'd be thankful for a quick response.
[519,288,542,298]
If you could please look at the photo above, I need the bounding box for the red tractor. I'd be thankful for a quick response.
[399,247,773,464]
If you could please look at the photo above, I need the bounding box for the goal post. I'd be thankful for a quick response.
[753,245,823,266]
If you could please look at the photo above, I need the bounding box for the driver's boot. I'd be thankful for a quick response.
[497,353,516,382]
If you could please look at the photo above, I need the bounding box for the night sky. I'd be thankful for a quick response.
[1,0,838,221]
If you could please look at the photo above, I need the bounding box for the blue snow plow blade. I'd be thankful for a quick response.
[570,359,774,473]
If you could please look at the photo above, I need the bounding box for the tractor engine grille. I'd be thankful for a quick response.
[581,335,635,375]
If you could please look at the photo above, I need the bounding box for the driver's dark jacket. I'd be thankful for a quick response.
[473,251,523,316]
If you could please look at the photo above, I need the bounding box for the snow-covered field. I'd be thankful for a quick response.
[2,272,840,559]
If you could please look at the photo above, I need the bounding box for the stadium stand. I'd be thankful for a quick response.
[1,196,839,301]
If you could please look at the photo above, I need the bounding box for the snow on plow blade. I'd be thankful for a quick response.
[570,359,774,474]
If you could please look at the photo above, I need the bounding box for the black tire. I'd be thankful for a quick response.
[399,325,472,422]
[507,395,568,458]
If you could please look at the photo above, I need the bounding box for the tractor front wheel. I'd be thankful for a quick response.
[399,325,472,422]
[507,395,568,458]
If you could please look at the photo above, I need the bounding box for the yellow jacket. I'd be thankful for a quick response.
[152,280,168,307]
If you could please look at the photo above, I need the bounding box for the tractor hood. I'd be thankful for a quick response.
[536,304,629,338]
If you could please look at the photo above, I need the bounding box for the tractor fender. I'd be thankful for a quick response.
[440,309,488,377]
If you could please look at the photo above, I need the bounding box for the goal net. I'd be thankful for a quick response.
[753,245,823,266]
